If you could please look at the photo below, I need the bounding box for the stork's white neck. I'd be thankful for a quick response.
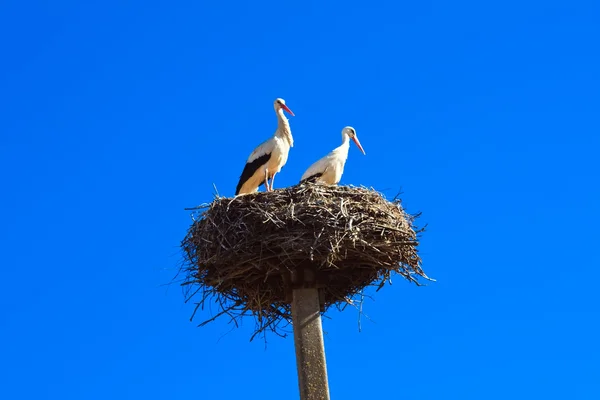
[275,108,293,147]
[341,132,351,146]
[333,133,351,161]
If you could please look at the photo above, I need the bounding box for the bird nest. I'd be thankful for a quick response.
[180,184,429,340]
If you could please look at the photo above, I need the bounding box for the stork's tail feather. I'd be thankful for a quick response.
[300,173,323,184]
[235,153,272,195]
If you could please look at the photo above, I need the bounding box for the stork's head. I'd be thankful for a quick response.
[274,98,295,116]
[342,126,366,155]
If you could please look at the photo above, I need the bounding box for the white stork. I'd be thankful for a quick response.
[300,126,365,185]
[235,98,295,195]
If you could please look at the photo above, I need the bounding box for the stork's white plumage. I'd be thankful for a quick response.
[300,126,365,185]
[235,98,295,195]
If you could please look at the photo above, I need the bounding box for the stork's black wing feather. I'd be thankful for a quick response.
[300,173,323,184]
[235,153,271,195]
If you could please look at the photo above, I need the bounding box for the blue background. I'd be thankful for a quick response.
[1,1,599,399]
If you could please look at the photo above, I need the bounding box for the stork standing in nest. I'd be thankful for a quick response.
[235,98,295,195]
[300,126,366,185]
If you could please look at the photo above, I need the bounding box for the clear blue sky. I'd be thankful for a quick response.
[1,1,599,399]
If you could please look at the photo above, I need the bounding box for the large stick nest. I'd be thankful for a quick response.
[181,184,428,339]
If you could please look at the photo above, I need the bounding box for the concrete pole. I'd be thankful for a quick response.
[292,287,330,400]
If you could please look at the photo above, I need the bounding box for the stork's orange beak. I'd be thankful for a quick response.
[281,103,295,116]
[352,136,366,155]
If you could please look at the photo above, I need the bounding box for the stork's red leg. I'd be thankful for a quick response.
[264,169,270,192]
[270,172,277,191]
